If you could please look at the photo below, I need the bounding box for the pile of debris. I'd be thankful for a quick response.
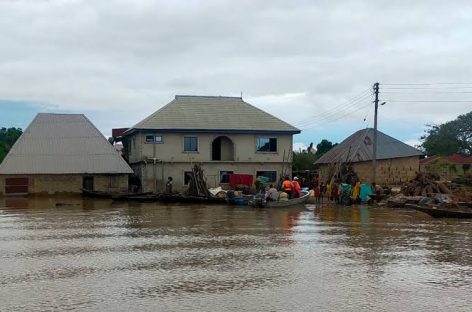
[401,172,451,196]
[187,164,212,198]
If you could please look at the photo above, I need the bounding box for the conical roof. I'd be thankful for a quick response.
[0,113,134,174]
[315,128,424,164]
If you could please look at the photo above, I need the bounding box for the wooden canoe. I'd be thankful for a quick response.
[406,203,472,219]
[264,191,310,208]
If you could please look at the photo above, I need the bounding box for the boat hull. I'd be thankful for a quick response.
[264,191,310,208]
[406,204,472,219]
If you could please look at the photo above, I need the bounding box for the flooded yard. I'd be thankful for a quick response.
[1,196,471,311]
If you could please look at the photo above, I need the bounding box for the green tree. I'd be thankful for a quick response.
[292,139,337,171]
[292,151,317,171]
[0,127,23,163]
[420,111,472,156]
[315,139,337,157]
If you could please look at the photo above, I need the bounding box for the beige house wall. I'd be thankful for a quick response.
[134,161,289,193]
[318,156,420,185]
[0,174,128,195]
[126,132,295,193]
[127,132,293,164]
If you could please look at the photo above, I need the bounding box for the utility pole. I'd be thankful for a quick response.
[372,82,379,183]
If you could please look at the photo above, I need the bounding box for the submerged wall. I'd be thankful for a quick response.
[0,174,129,195]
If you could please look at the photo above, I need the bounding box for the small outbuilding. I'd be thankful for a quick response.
[315,128,424,185]
[420,154,472,181]
[0,113,133,195]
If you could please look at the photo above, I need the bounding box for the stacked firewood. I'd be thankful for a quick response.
[187,164,212,198]
[401,172,451,196]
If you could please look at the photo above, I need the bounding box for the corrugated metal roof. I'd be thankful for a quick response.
[315,128,424,164]
[421,154,472,165]
[128,95,300,133]
[0,113,134,175]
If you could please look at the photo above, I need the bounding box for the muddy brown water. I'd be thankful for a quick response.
[0,195,471,312]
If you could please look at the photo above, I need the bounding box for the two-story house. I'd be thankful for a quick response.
[122,95,300,193]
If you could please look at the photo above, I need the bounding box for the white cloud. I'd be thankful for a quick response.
[293,142,308,152]
[0,0,471,142]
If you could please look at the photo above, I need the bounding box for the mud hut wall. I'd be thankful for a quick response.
[420,158,469,181]
[317,156,420,185]
[0,174,129,195]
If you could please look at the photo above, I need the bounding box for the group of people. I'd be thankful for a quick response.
[315,177,383,205]
[264,174,382,205]
[264,176,302,202]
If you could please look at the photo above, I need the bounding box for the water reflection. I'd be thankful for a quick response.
[0,196,471,311]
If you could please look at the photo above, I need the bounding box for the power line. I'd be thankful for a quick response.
[300,102,372,130]
[294,90,371,126]
[382,82,472,86]
[384,100,472,102]
[295,97,372,128]
[295,90,372,127]
[381,91,472,94]
[381,86,472,90]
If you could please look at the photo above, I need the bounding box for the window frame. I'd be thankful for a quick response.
[256,137,278,153]
[219,170,234,184]
[145,134,163,144]
[183,135,199,153]
[256,170,277,183]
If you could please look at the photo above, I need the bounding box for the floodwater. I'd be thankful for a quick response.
[0,196,471,312]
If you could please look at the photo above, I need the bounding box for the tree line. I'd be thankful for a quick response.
[0,127,23,163]
[420,111,471,156]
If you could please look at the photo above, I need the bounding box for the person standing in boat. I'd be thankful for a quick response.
[292,177,301,198]
[282,176,293,199]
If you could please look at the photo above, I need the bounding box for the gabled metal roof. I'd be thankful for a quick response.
[126,95,300,134]
[315,128,424,164]
[0,113,134,175]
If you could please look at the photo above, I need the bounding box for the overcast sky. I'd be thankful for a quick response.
[1,0,471,151]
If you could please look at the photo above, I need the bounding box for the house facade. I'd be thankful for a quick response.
[420,154,472,181]
[315,128,424,185]
[0,113,133,195]
[122,95,300,193]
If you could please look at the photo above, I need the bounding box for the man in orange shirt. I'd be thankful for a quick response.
[282,176,293,199]
[292,177,301,198]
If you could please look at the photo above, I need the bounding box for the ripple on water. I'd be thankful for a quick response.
[0,202,471,311]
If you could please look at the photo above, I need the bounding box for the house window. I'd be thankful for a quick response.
[219,171,234,183]
[184,171,193,186]
[256,170,277,183]
[145,135,163,143]
[256,137,277,152]
[184,136,198,152]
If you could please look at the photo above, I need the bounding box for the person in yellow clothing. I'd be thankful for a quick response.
[351,180,361,204]
[325,181,332,202]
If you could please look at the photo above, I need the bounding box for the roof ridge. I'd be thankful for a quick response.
[175,95,243,99]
